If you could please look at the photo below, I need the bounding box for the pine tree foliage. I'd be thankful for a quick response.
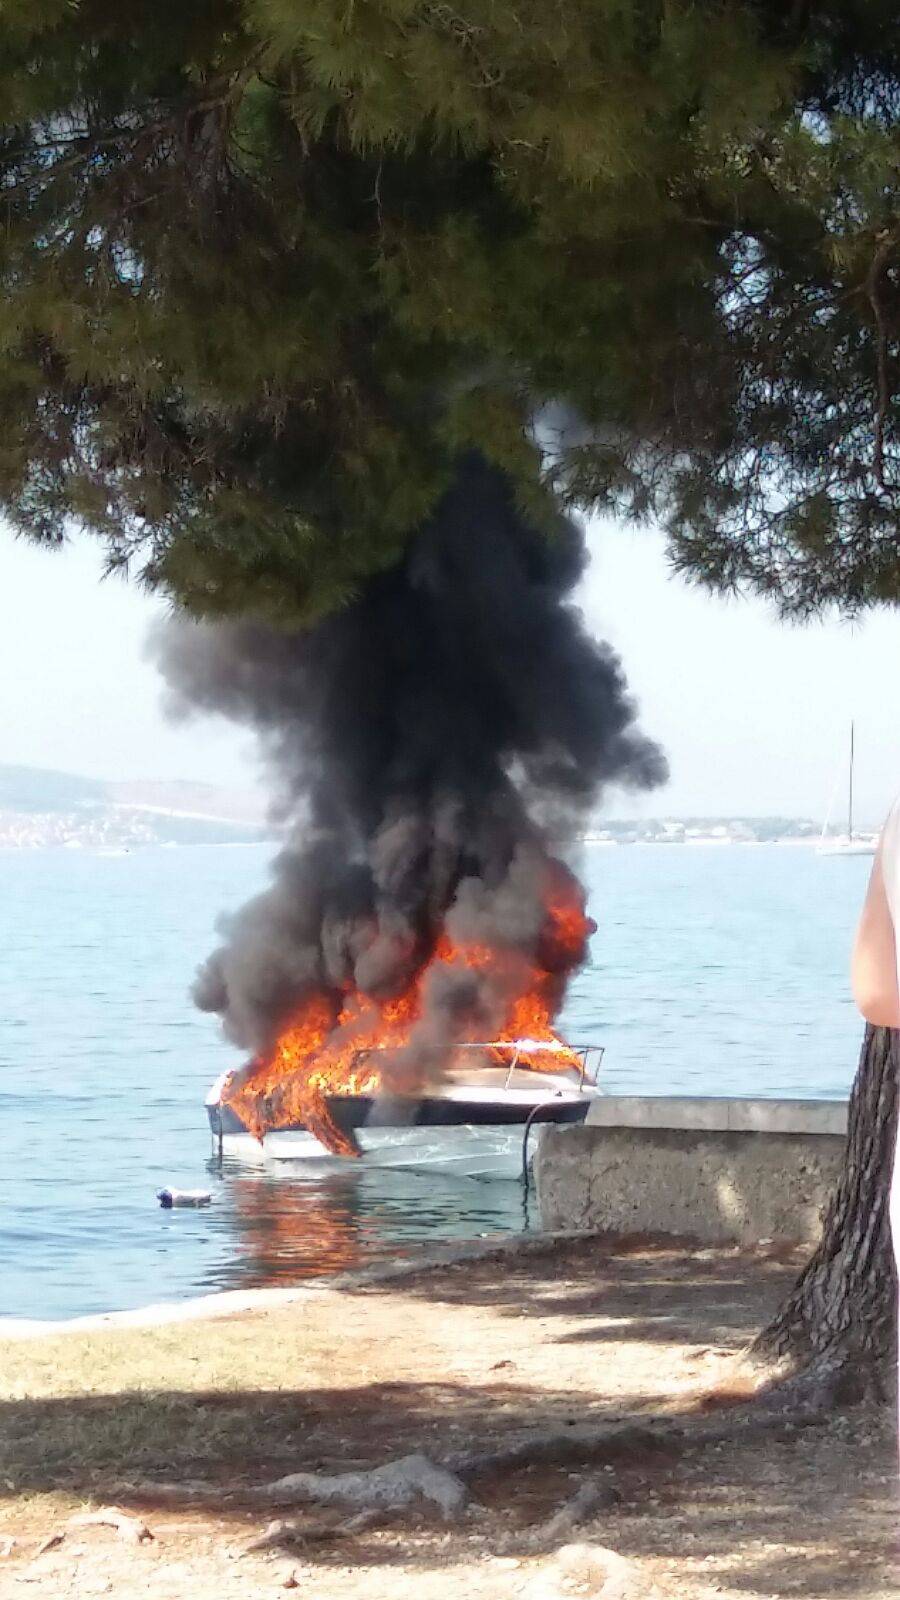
[2,2,900,618]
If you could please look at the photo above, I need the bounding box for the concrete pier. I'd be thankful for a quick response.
[536,1096,848,1245]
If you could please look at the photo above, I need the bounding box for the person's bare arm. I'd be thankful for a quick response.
[851,846,900,1027]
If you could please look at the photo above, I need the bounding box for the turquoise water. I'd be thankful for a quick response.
[0,842,868,1321]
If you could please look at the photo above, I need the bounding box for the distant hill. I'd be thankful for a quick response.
[107,778,266,826]
[0,763,106,813]
[0,763,265,820]
[0,763,270,848]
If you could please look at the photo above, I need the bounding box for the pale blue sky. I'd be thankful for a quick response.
[1,521,898,825]
[0,533,260,795]
[581,529,900,827]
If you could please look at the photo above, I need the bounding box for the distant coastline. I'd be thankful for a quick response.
[0,814,272,849]
[0,763,876,852]
[578,817,870,846]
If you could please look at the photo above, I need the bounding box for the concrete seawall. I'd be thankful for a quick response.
[536,1096,848,1245]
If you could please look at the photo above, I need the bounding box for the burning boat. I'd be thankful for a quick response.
[206,1039,604,1178]
[161,458,665,1183]
[201,849,606,1179]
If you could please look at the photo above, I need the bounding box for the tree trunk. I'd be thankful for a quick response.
[754,1025,898,1398]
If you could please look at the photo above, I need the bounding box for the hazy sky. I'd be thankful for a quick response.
[1,520,899,824]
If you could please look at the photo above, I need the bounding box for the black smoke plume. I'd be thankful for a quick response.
[153,456,667,1060]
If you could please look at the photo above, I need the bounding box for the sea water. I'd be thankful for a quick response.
[0,842,869,1320]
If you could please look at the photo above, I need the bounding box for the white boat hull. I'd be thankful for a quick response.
[216,1122,532,1180]
[206,1058,603,1182]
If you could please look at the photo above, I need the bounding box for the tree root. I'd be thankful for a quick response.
[114,1478,213,1503]
[740,1338,895,1414]
[241,1509,378,1556]
[256,1453,468,1520]
[243,1518,301,1555]
[446,1420,678,1478]
[35,1531,66,1557]
[68,1507,154,1544]
[443,1375,863,1485]
[32,1508,154,1560]
[534,1480,623,1545]
[106,1373,881,1552]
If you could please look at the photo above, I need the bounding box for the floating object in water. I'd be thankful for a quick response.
[157,1188,212,1209]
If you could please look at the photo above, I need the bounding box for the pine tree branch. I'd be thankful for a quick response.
[866,229,897,491]
[3,44,270,196]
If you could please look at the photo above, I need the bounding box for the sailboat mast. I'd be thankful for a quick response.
[848,721,855,844]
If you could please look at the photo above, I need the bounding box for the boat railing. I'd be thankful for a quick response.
[347,1040,605,1091]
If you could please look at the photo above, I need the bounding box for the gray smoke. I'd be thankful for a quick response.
[153,455,667,1058]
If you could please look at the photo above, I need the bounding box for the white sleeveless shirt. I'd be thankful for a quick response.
[875,804,900,1264]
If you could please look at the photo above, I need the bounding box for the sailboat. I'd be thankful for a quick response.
[817,723,877,857]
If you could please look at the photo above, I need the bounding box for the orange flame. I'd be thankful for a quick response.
[224,864,594,1156]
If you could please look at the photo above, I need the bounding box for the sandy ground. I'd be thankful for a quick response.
[0,1235,896,1599]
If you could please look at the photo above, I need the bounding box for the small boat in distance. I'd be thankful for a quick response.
[817,722,877,857]
[206,1040,604,1181]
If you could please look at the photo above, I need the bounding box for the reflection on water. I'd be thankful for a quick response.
[220,1166,365,1287]
[201,1157,536,1295]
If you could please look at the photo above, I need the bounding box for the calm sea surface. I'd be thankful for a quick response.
[0,842,869,1321]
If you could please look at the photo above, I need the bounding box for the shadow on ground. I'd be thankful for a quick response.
[0,1239,894,1597]
[0,1378,893,1597]
[344,1233,809,1351]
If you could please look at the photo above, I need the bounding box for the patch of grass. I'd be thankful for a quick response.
[1,1308,328,1403]
[0,1304,344,1489]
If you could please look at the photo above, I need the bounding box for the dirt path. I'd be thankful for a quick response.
[0,1236,895,1598]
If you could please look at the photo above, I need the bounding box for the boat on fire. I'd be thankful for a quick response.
[205,1040,604,1180]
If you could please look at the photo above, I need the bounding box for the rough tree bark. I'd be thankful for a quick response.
[754,1024,898,1400]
